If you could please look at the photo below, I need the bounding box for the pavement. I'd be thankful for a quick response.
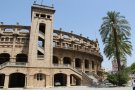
[0,86,133,90]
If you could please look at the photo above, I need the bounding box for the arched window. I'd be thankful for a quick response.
[34,73,45,81]
[63,57,71,65]
[75,58,81,68]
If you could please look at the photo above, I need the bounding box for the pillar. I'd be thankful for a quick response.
[72,58,75,68]
[4,75,9,88]
[60,57,63,64]
[81,60,84,72]
[89,61,92,72]
[46,75,53,88]
[26,75,33,88]
[67,75,70,87]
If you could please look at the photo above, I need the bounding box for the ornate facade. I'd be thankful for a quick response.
[0,4,103,88]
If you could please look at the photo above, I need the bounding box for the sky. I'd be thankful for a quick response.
[0,0,135,70]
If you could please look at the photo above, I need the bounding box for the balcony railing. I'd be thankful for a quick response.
[0,62,27,69]
[53,45,101,57]
[53,64,82,75]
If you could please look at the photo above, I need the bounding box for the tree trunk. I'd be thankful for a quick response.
[113,27,121,71]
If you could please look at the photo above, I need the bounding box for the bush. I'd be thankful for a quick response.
[107,70,129,86]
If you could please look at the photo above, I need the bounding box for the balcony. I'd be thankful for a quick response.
[0,62,27,69]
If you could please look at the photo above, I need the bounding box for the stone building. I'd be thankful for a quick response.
[0,3,103,88]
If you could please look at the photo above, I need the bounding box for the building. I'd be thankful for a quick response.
[0,3,103,88]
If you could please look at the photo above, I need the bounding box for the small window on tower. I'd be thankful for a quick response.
[41,14,46,18]
[36,14,39,17]
[47,15,50,19]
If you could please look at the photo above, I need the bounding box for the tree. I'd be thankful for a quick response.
[99,11,132,71]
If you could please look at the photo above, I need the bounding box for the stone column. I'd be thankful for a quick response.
[81,60,84,72]
[67,75,70,87]
[89,61,92,72]
[4,75,9,88]
[72,58,75,68]
[11,36,16,63]
[46,75,53,88]
[25,75,27,88]
[60,57,63,64]
[26,75,33,88]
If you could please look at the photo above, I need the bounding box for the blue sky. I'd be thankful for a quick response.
[0,0,135,70]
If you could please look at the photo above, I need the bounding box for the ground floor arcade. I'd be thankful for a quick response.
[0,72,82,88]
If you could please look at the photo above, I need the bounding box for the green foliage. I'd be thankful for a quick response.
[99,11,132,71]
[107,70,129,86]
[130,63,135,70]
[130,63,135,74]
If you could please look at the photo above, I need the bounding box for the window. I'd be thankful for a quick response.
[34,73,44,81]
[47,15,50,19]
[22,38,25,43]
[41,14,46,18]
[1,38,4,41]
[16,38,20,42]
[10,38,13,42]
[36,14,39,17]
[5,37,9,41]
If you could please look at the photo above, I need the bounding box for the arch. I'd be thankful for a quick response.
[92,61,95,70]
[75,58,81,68]
[0,74,5,88]
[63,57,71,65]
[16,54,28,62]
[54,73,67,86]
[39,23,46,34]
[0,53,10,64]
[70,74,81,86]
[85,59,89,68]
[53,56,59,64]
[9,73,25,88]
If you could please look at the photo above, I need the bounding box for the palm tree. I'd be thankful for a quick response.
[99,11,132,71]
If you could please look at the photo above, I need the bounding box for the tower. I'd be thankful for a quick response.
[28,3,55,67]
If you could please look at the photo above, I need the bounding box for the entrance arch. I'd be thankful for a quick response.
[54,73,67,86]
[0,74,5,88]
[9,73,25,88]
[70,74,81,86]
[0,53,10,64]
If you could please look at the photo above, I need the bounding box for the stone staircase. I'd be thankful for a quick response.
[53,64,99,86]
[38,45,44,54]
